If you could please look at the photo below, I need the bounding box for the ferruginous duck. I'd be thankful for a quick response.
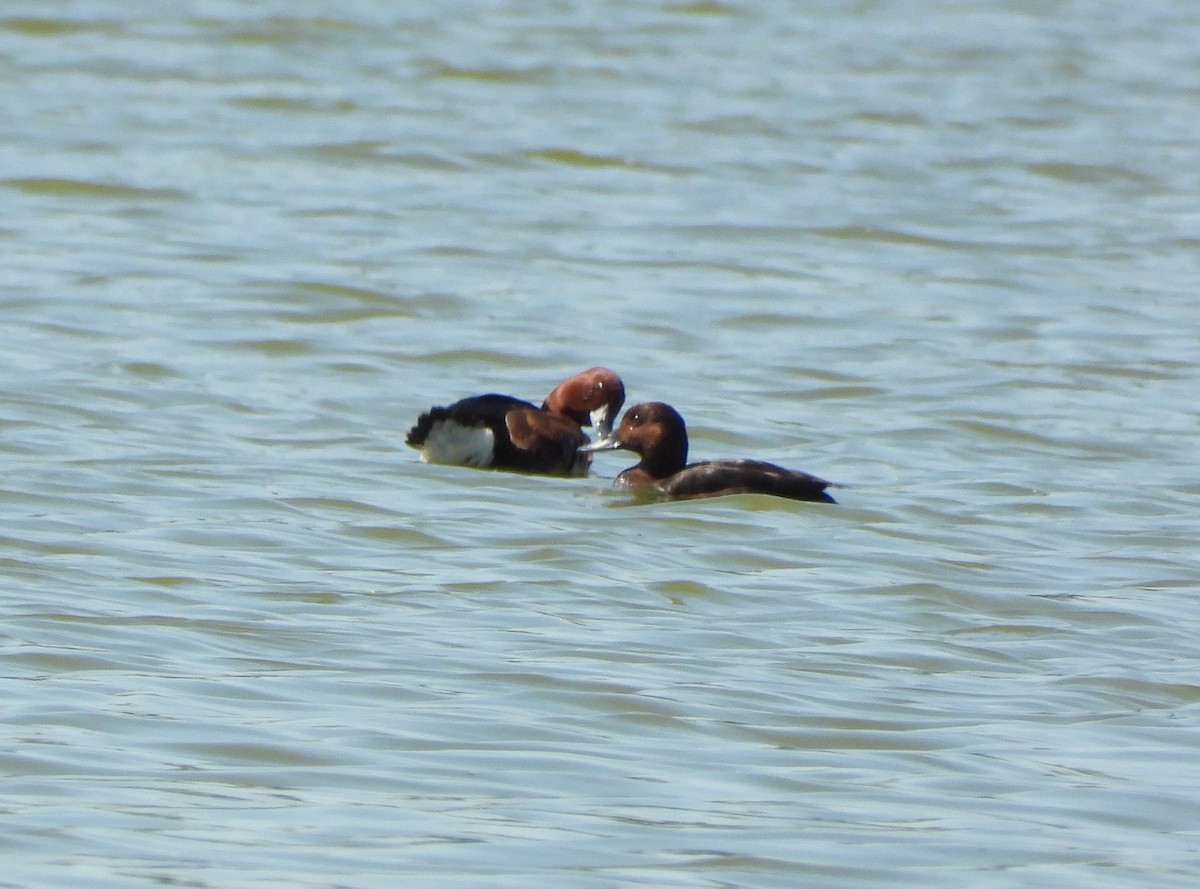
[407,367,625,476]
[582,401,837,502]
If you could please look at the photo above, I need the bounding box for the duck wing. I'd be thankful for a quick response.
[406,394,534,448]
[503,407,589,475]
[660,459,836,503]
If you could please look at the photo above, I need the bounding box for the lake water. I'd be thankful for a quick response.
[3,1,1200,886]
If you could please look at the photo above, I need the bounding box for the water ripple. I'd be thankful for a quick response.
[4,1,1200,887]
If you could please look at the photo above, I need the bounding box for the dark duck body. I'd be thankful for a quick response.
[582,402,837,503]
[406,367,625,476]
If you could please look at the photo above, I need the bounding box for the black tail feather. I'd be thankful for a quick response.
[406,407,450,449]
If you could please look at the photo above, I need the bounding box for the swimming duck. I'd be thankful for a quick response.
[407,367,625,476]
[582,401,837,502]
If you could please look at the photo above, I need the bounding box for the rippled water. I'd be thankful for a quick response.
[4,1,1200,886]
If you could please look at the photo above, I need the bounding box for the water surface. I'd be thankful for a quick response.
[3,1,1200,887]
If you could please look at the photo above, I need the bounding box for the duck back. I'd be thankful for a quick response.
[658,459,836,503]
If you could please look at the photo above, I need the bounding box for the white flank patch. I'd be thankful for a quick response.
[419,421,495,467]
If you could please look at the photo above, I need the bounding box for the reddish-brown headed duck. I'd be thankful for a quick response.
[581,402,837,503]
[407,367,625,476]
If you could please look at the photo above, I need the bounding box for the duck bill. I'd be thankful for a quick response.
[589,403,618,439]
[578,433,623,454]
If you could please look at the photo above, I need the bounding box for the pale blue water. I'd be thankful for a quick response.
[3,1,1200,887]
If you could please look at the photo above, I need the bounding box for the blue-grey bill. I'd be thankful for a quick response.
[579,434,622,454]
[590,404,617,439]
